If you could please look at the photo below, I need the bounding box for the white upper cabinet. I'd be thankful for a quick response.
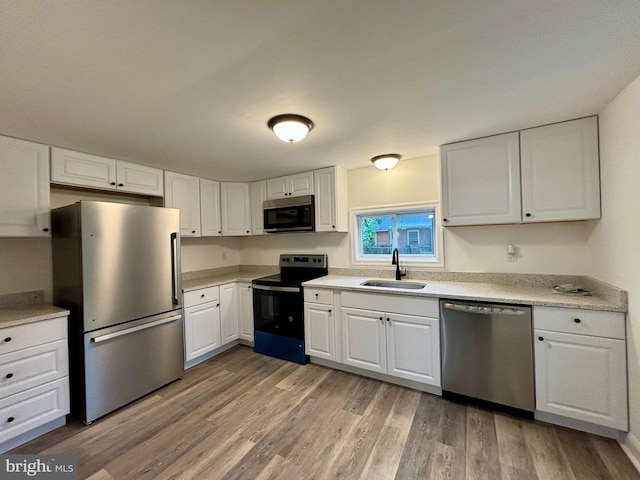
[200,178,222,237]
[440,132,522,226]
[314,166,348,232]
[164,171,201,237]
[520,116,600,222]
[266,171,314,199]
[51,147,163,196]
[440,116,601,227]
[220,182,251,236]
[250,180,267,235]
[0,135,50,237]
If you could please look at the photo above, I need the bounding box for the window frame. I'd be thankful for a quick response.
[350,202,444,268]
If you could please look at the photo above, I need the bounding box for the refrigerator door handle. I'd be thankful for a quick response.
[90,314,181,344]
[171,232,180,304]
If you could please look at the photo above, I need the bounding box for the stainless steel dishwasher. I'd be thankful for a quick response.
[440,300,534,416]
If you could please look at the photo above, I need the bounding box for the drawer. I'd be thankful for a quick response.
[0,377,70,444]
[533,306,625,339]
[341,291,439,318]
[0,316,67,356]
[184,286,219,308]
[303,288,334,305]
[0,340,69,399]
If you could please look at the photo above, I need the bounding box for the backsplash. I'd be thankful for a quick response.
[0,290,43,308]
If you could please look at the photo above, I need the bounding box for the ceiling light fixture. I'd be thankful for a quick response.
[267,114,314,143]
[371,153,401,171]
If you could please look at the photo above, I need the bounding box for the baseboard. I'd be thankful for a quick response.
[534,411,624,440]
[621,432,640,473]
[0,417,66,453]
[184,340,240,369]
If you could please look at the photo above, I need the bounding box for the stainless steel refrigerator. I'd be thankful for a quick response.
[52,201,184,424]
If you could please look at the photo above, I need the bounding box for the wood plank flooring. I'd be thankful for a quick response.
[12,346,639,480]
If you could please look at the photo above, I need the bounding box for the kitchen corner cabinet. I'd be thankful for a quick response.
[340,292,440,386]
[0,135,51,237]
[0,315,70,450]
[304,288,336,360]
[220,183,251,236]
[165,171,201,237]
[314,166,348,232]
[533,306,627,430]
[220,283,239,344]
[200,178,222,237]
[184,287,221,362]
[266,171,314,199]
[440,116,600,226]
[250,180,267,235]
[51,147,163,196]
[238,282,254,342]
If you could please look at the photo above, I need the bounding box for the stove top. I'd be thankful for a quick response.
[252,254,328,287]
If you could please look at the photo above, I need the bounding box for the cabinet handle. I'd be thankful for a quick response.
[379,317,383,322]
[110,182,116,186]
[247,285,251,289]
[118,183,124,187]
[443,218,448,222]
[3,337,11,343]
[218,231,222,234]
[200,294,205,298]
[315,293,319,298]
[538,336,544,341]
[43,228,49,232]
[5,373,13,379]
[332,225,335,229]
[7,417,15,423]
[574,318,581,323]
[525,213,532,217]
[386,317,390,323]
[192,230,196,234]
[328,309,332,314]
[216,303,220,307]
[246,230,250,234]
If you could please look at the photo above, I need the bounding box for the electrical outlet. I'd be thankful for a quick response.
[507,244,517,262]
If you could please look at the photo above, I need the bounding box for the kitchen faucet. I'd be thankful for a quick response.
[391,248,406,281]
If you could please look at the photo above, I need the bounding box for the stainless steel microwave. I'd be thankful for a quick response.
[263,195,315,233]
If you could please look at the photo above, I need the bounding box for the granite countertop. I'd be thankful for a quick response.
[182,271,269,292]
[0,304,70,329]
[302,275,626,312]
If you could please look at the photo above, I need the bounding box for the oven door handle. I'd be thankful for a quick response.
[252,284,301,293]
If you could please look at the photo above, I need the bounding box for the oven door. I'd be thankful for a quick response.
[252,284,304,339]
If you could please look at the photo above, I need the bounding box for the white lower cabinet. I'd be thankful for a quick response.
[184,287,221,362]
[304,303,335,361]
[220,283,239,344]
[238,283,254,342]
[533,306,628,430]
[342,307,386,373]
[0,315,70,451]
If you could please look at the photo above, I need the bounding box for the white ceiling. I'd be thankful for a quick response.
[1,1,640,181]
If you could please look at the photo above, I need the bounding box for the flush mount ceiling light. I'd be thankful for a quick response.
[267,114,314,143]
[371,153,401,171]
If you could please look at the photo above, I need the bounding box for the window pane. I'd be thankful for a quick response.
[397,212,434,255]
[359,215,393,255]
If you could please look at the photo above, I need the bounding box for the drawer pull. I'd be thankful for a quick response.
[538,336,544,341]
[574,318,581,323]
[5,373,13,379]
[201,294,205,298]
[7,417,15,423]
[3,337,11,343]
[328,309,332,314]
[315,293,319,298]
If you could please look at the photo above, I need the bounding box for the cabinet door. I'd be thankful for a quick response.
[266,176,289,199]
[116,160,164,196]
[200,179,222,237]
[184,302,221,362]
[440,132,521,226]
[220,283,239,344]
[289,171,314,196]
[220,182,251,236]
[342,307,386,374]
[164,171,201,236]
[0,136,50,237]
[51,147,117,190]
[238,283,254,342]
[386,313,440,386]
[304,303,335,360]
[314,166,348,232]
[535,329,628,430]
[250,180,267,235]
[520,116,600,222]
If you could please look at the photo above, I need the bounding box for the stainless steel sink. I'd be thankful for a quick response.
[360,280,426,289]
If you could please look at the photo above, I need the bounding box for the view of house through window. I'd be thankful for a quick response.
[355,206,438,262]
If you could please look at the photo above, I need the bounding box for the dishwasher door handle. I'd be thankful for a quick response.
[442,302,527,316]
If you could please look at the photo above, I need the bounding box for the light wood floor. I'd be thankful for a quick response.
[13,346,639,480]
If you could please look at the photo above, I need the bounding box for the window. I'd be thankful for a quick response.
[352,204,442,266]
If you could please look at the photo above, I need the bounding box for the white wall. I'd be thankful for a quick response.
[242,155,596,275]
[587,74,640,459]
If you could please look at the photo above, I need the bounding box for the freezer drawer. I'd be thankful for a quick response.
[82,310,184,423]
